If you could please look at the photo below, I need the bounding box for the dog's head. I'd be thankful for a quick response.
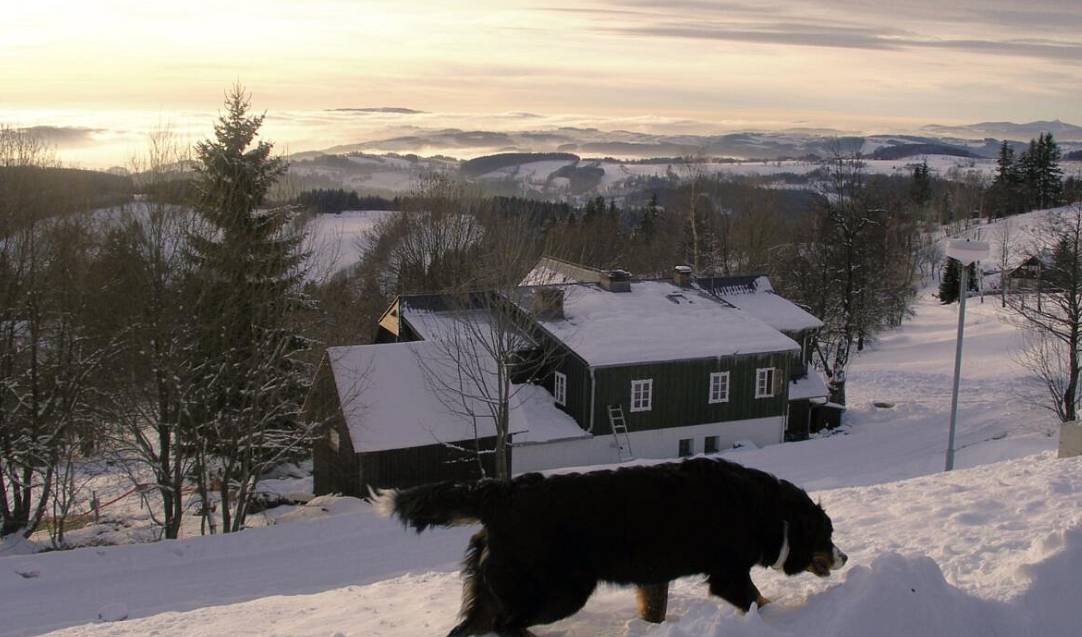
[777,481,847,577]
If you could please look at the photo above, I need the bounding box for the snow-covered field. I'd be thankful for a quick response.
[3,283,1078,636]
[303,209,395,280]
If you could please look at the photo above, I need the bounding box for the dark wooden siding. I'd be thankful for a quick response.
[308,361,361,497]
[590,352,791,435]
[528,320,594,432]
[786,399,811,441]
[357,436,506,492]
[549,351,592,430]
[782,328,816,379]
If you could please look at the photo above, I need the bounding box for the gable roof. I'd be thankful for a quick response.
[697,275,824,333]
[326,341,586,452]
[520,256,603,286]
[535,280,799,367]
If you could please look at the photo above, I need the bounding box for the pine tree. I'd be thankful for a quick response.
[939,259,977,304]
[637,193,659,240]
[187,85,314,533]
[1018,139,1040,211]
[1036,133,1063,210]
[910,160,931,208]
[991,141,1019,217]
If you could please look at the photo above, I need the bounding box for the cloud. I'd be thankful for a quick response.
[601,22,1082,61]
[566,0,1082,62]
[326,107,427,114]
[18,126,104,146]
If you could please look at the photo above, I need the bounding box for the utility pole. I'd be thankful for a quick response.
[945,239,989,471]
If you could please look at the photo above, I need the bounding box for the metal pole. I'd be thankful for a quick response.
[946,262,968,471]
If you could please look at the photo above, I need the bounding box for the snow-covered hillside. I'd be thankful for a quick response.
[290,151,1048,199]
[2,287,1077,636]
[303,209,395,280]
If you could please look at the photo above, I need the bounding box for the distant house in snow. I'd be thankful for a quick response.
[1004,253,1055,293]
[308,258,831,495]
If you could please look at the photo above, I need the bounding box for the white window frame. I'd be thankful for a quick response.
[554,371,567,406]
[709,371,730,404]
[630,378,653,412]
[756,367,776,398]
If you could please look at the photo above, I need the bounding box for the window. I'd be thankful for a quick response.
[328,428,340,452]
[756,367,776,398]
[709,371,730,404]
[554,371,567,406]
[704,435,719,454]
[679,438,694,457]
[630,379,653,412]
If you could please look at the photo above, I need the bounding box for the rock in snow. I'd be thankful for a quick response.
[96,603,128,622]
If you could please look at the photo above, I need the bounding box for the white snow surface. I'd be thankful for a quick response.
[508,383,591,444]
[5,452,1078,637]
[302,210,395,280]
[787,373,829,401]
[327,341,518,451]
[718,289,824,333]
[326,340,583,452]
[3,286,1079,637]
[542,281,799,366]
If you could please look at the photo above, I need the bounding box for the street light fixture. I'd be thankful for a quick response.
[944,238,990,471]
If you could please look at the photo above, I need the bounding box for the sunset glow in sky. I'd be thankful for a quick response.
[4,0,1081,166]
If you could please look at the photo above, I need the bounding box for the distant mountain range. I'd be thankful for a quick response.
[922,120,1082,142]
[282,120,1082,198]
[302,123,1082,166]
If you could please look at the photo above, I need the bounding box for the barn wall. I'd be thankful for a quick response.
[590,351,792,436]
[513,415,785,473]
[308,360,360,497]
[357,436,506,492]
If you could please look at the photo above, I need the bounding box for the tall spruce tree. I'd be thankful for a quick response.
[910,160,932,208]
[1017,133,1064,211]
[939,259,977,305]
[1035,132,1063,210]
[991,141,1019,217]
[187,85,313,533]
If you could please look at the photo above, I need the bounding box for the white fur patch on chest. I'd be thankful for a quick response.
[772,521,790,571]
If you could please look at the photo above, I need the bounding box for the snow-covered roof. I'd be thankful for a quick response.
[327,342,584,452]
[520,256,603,287]
[789,372,829,400]
[699,275,823,333]
[538,280,799,367]
[508,383,591,444]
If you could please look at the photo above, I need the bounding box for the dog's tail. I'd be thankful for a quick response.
[369,480,506,532]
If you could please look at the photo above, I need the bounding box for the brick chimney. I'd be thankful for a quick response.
[532,287,565,319]
[673,265,692,288]
[600,269,631,293]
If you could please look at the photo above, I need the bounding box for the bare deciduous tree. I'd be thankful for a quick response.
[1009,205,1082,423]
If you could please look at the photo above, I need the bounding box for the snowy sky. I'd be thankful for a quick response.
[3,0,1081,166]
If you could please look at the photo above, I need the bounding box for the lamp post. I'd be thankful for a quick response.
[944,239,990,471]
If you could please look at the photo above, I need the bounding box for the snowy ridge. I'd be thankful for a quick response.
[5,452,1078,637]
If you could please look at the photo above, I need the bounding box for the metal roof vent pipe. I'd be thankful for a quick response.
[673,265,693,288]
[600,269,632,293]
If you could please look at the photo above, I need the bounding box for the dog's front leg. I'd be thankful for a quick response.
[708,571,766,613]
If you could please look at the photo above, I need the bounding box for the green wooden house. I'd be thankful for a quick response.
[309,260,831,495]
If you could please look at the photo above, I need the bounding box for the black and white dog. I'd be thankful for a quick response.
[373,457,847,637]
